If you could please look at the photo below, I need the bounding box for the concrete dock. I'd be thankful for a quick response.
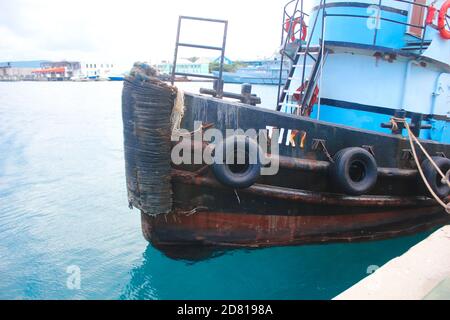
[335,226,450,300]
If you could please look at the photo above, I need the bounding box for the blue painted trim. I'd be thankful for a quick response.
[281,102,448,143]
[309,7,410,49]
[429,119,450,143]
[320,98,450,122]
[325,41,420,59]
[324,41,450,71]
[312,105,448,143]
[310,104,393,134]
[312,2,409,16]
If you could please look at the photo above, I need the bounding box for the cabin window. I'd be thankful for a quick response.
[86,64,88,68]
[408,0,427,38]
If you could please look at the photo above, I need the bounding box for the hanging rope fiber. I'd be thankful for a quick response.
[391,117,450,214]
[171,88,186,140]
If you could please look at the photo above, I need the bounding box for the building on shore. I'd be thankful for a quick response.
[0,60,118,81]
[0,61,48,81]
[32,61,81,81]
[73,62,116,80]
[156,58,210,76]
[33,61,116,81]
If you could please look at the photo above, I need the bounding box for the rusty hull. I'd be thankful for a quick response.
[140,168,450,259]
[142,207,449,259]
[134,93,450,258]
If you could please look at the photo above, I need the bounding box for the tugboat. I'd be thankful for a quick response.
[122,1,450,258]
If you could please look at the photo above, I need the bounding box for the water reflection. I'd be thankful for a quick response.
[122,231,432,300]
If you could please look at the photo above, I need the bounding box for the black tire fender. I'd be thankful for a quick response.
[212,136,262,189]
[329,147,378,196]
[421,157,450,199]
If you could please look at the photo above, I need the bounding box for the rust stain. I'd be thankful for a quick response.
[300,131,307,149]
[143,207,450,251]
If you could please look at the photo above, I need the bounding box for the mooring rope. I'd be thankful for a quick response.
[171,88,186,139]
[170,89,212,139]
[391,117,450,214]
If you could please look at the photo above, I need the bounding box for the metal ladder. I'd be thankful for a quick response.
[278,46,322,112]
[171,16,228,97]
[277,0,327,113]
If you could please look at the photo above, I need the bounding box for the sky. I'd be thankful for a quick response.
[0,0,313,71]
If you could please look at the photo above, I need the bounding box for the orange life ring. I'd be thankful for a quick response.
[293,82,319,116]
[438,0,450,39]
[284,17,307,42]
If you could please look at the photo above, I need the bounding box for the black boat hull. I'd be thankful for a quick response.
[129,92,450,255]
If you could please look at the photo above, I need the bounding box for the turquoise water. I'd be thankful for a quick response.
[0,81,433,300]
